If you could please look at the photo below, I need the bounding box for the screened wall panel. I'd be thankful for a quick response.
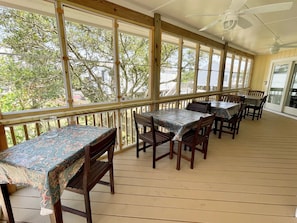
[160,33,179,97]
[0,2,65,112]
[180,40,196,95]
[64,6,116,105]
[118,21,150,101]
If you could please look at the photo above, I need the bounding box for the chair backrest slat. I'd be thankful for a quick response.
[193,114,215,143]
[220,94,244,103]
[248,90,265,97]
[186,102,211,113]
[133,112,156,141]
[83,128,117,182]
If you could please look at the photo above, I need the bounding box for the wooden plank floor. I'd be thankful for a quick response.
[3,110,297,223]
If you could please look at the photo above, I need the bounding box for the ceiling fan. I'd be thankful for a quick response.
[269,39,297,54]
[186,0,293,32]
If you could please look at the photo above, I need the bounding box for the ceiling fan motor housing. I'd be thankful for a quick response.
[223,12,238,30]
[270,45,280,54]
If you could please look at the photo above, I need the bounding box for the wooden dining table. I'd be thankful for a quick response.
[243,95,263,106]
[208,101,240,119]
[143,109,211,170]
[202,101,241,136]
[0,125,113,223]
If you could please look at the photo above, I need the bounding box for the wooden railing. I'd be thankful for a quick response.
[0,92,230,151]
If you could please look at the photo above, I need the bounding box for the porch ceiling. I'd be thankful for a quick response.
[107,0,297,55]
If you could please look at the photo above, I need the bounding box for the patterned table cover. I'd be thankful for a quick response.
[243,95,262,106]
[143,109,211,141]
[0,125,113,215]
[209,101,240,119]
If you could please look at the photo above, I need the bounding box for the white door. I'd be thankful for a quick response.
[266,62,290,112]
[283,63,297,116]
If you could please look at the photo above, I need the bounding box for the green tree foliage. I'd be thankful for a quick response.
[0,7,153,112]
[119,32,149,99]
[64,20,116,103]
[0,8,64,112]
[0,6,182,113]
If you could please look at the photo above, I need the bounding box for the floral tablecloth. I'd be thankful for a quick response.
[243,95,262,106]
[0,125,113,215]
[143,109,211,141]
[209,101,240,119]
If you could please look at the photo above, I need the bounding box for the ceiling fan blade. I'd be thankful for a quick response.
[239,2,293,15]
[150,0,176,12]
[185,13,219,18]
[229,0,247,11]
[282,45,297,48]
[199,18,221,31]
[280,43,297,48]
[237,17,252,29]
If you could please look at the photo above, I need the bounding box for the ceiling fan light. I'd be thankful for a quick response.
[223,19,237,30]
[270,46,279,54]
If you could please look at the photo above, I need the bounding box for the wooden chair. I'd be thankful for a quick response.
[215,95,245,136]
[219,94,244,103]
[217,103,246,139]
[176,114,215,169]
[245,95,267,120]
[186,101,211,113]
[248,90,265,97]
[185,101,211,150]
[61,128,117,223]
[133,111,174,168]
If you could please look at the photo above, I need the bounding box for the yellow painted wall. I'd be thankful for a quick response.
[251,48,297,91]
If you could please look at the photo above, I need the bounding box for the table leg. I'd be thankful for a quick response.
[0,184,15,223]
[51,199,63,223]
[176,142,182,170]
[213,119,217,134]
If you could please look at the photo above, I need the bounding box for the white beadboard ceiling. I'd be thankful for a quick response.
[107,0,297,55]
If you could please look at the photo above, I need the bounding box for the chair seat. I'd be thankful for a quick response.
[182,132,206,146]
[139,131,173,146]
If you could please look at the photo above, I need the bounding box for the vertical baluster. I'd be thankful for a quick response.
[36,123,41,136]
[92,114,96,126]
[9,127,16,146]
[84,115,88,125]
[23,124,29,140]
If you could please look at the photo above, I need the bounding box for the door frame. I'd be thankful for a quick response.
[283,61,297,116]
[265,58,297,114]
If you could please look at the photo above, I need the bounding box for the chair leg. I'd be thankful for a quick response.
[218,119,223,139]
[252,109,256,120]
[84,192,92,223]
[203,141,208,159]
[152,145,156,169]
[136,138,140,158]
[169,141,174,159]
[190,146,195,169]
[232,124,236,139]
[213,119,218,134]
[257,110,260,120]
[236,121,240,134]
